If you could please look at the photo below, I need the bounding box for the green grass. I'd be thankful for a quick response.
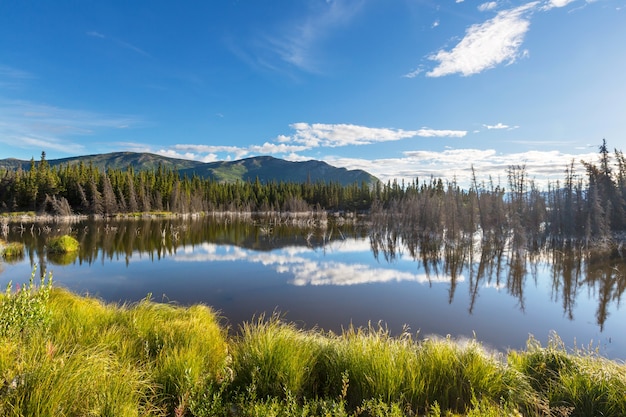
[0,277,229,416]
[0,241,25,260]
[1,274,625,416]
[47,234,80,254]
[508,335,626,416]
[231,312,328,400]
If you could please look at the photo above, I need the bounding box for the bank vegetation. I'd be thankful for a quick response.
[0,267,625,417]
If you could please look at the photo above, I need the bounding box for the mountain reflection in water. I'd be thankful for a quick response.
[1,215,624,359]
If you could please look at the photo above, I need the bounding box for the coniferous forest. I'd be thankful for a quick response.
[2,140,626,249]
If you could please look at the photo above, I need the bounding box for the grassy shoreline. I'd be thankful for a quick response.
[0,272,625,416]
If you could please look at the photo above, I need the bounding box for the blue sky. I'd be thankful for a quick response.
[1,0,625,186]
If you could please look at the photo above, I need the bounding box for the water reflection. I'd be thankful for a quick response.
[1,215,625,357]
[365,220,626,334]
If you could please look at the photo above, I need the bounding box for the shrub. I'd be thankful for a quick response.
[0,266,53,338]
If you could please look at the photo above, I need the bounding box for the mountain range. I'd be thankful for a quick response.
[0,152,378,186]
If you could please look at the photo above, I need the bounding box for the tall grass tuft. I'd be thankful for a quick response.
[413,335,534,413]
[1,242,25,260]
[321,324,418,408]
[48,287,119,346]
[26,287,229,416]
[510,334,626,416]
[231,312,326,400]
[124,298,230,415]
[0,335,149,417]
[318,325,536,415]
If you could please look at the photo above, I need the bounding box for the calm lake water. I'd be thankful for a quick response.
[1,215,625,359]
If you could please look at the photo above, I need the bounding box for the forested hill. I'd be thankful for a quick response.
[180,156,377,186]
[0,152,378,186]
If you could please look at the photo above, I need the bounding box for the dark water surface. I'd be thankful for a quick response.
[1,215,624,359]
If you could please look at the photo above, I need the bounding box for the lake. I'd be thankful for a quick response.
[1,214,624,360]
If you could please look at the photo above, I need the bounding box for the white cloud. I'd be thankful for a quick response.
[543,0,576,9]
[426,2,538,77]
[283,123,466,148]
[171,241,457,287]
[478,2,498,12]
[163,144,249,161]
[148,122,467,168]
[248,142,311,154]
[166,142,310,162]
[485,123,509,129]
[484,122,519,130]
[323,148,598,188]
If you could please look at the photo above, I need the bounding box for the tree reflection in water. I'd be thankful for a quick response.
[367,215,626,332]
[2,214,626,332]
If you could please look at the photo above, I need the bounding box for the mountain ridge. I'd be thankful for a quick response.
[0,152,378,186]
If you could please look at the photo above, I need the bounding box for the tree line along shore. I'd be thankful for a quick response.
[3,141,626,251]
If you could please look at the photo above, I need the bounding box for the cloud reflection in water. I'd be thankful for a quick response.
[172,238,462,287]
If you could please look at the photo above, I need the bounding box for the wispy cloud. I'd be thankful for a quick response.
[403,67,424,78]
[0,99,141,156]
[478,2,499,12]
[87,31,150,57]
[243,0,365,74]
[0,65,35,89]
[86,31,105,39]
[427,2,537,77]
[424,0,583,77]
